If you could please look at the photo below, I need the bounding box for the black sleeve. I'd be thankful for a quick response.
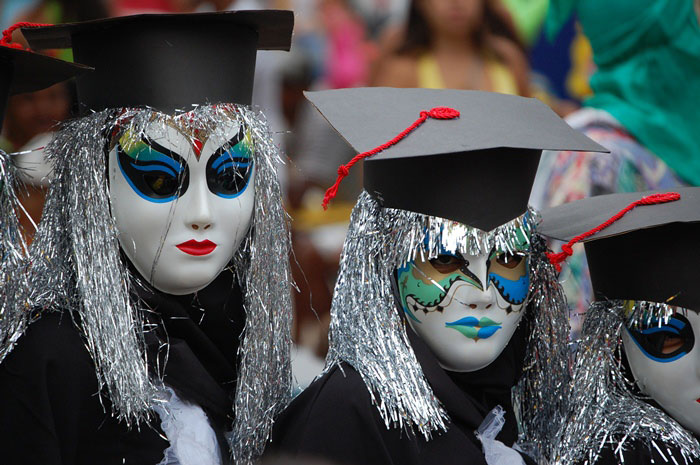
[268,365,420,465]
[0,312,109,465]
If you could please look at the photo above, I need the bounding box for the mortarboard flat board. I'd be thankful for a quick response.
[22,10,294,114]
[0,45,91,130]
[305,87,608,231]
[538,186,700,310]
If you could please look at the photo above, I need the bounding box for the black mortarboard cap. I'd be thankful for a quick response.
[306,87,607,231]
[0,42,90,130]
[539,187,700,310]
[22,10,294,114]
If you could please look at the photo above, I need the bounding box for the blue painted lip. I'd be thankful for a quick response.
[446,316,501,327]
[445,316,502,339]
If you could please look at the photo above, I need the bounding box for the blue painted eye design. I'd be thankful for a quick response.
[487,252,529,305]
[116,137,189,203]
[205,126,254,199]
[627,313,695,362]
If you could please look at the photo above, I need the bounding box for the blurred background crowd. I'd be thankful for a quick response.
[3,0,697,388]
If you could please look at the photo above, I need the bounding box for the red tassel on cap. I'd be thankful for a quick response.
[321,106,460,210]
[546,191,681,272]
[0,22,52,50]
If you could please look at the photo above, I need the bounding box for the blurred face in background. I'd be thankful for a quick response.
[416,0,484,40]
[3,82,71,149]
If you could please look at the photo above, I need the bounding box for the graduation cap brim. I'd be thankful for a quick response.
[539,187,700,309]
[22,11,293,112]
[306,88,608,231]
[0,45,91,95]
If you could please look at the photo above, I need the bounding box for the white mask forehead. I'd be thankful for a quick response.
[109,110,255,295]
[623,301,700,435]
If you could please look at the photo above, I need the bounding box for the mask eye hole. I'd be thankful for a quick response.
[429,254,465,274]
[629,313,695,362]
[495,252,523,269]
[662,335,684,354]
[144,173,179,197]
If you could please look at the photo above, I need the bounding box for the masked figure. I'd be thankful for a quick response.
[0,26,90,368]
[267,88,605,465]
[540,188,700,464]
[0,12,294,465]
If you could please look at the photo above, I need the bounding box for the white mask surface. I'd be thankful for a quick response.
[398,244,529,372]
[109,117,255,295]
[623,308,700,435]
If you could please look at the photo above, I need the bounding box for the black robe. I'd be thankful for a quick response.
[0,269,244,465]
[267,323,536,465]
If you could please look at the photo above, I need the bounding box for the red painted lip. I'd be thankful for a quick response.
[176,239,217,256]
[696,398,700,404]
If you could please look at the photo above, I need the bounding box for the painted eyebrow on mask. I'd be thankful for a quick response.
[209,126,247,160]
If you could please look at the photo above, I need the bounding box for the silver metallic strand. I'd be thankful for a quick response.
[513,236,572,463]
[0,148,30,362]
[30,110,156,425]
[550,300,700,465]
[326,191,447,439]
[2,104,292,463]
[325,191,560,447]
[228,105,293,465]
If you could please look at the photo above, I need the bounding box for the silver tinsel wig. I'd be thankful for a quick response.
[0,148,30,361]
[551,300,700,465]
[4,104,293,464]
[325,191,571,461]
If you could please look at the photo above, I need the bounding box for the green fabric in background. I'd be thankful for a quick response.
[546,0,700,186]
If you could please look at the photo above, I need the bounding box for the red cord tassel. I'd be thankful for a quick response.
[321,106,460,210]
[0,22,52,50]
[546,191,681,272]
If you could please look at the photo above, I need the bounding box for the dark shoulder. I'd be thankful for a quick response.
[278,363,376,429]
[269,363,413,464]
[1,311,95,385]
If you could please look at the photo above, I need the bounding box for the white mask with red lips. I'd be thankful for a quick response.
[623,307,700,436]
[108,117,255,295]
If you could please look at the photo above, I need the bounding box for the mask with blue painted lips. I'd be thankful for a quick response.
[622,303,700,436]
[398,241,530,372]
[109,111,256,295]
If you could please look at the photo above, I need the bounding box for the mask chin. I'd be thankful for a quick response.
[623,310,700,436]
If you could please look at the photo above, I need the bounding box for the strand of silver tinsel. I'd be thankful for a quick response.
[27,110,156,425]
[550,300,700,465]
[5,105,292,463]
[326,191,567,448]
[227,106,293,465]
[0,149,31,362]
[512,236,572,464]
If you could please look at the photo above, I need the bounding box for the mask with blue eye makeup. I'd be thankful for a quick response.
[109,116,256,296]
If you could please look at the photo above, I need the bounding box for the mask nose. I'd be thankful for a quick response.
[184,180,213,232]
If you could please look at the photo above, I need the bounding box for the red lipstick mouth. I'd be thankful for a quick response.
[176,239,217,256]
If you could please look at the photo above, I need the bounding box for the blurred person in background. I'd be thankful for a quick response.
[371,0,529,95]
[530,0,700,332]
[3,0,108,244]
[283,0,374,365]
